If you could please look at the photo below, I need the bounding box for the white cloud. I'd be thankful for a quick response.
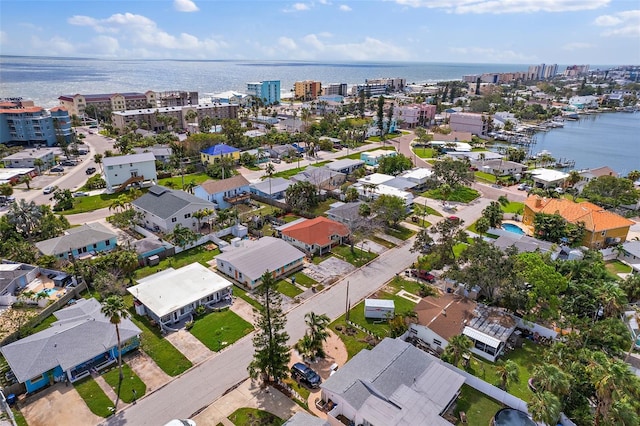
[339,5,352,11]
[594,10,640,37]
[174,0,199,12]
[395,0,610,14]
[66,12,228,58]
[562,42,593,51]
[30,35,76,56]
[449,46,536,62]
[284,3,310,12]
[278,36,298,50]
[0,31,7,45]
[318,0,331,4]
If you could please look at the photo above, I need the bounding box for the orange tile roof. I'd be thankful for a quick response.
[281,217,350,247]
[414,293,476,341]
[49,106,68,112]
[0,106,44,114]
[525,195,634,232]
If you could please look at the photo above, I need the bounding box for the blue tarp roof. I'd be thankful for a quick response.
[201,143,240,156]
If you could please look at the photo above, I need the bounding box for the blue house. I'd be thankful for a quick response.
[250,177,293,200]
[0,298,141,392]
[360,149,397,166]
[200,143,241,165]
[34,222,117,260]
[194,175,251,210]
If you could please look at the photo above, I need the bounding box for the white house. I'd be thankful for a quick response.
[131,185,216,233]
[128,263,233,329]
[103,152,157,191]
[528,168,569,188]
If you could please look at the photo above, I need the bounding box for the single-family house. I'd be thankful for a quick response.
[35,222,117,260]
[194,175,251,210]
[523,195,634,249]
[478,159,528,177]
[410,295,517,362]
[250,177,293,200]
[102,152,157,192]
[268,144,299,160]
[279,217,350,255]
[2,148,56,170]
[132,145,172,163]
[326,159,365,175]
[360,149,397,166]
[576,166,619,192]
[327,201,365,226]
[291,166,346,191]
[130,237,174,267]
[215,237,305,289]
[618,240,640,275]
[200,143,241,165]
[0,298,141,392]
[319,338,465,426]
[352,182,414,208]
[399,168,434,188]
[0,261,70,305]
[431,141,472,153]
[128,263,233,329]
[0,168,37,185]
[527,168,569,188]
[131,185,216,233]
[449,112,489,137]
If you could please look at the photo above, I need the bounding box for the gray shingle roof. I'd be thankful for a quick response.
[35,222,117,256]
[250,177,293,196]
[216,237,305,281]
[132,186,215,219]
[102,152,156,167]
[0,298,141,383]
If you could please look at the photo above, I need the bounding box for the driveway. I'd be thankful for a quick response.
[19,382,102,426]
[126,351,171,394]
[303,257,356,284]
[164,330,213,365]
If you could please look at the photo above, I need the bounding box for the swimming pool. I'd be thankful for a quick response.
[493,408,536,426]
[41,288,58,296]
[502,223,526,235]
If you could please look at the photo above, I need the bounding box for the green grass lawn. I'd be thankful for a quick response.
[292,272,317,287]
[368,133,402,142]
[344,290,418,338]
[190,309,253,351]
[385,276,424,297]
[475,171,497,183]
[414,147,436,159]
[74,376,114,418]
[453,242,469,258]
[311,252,333,265]
[127,312,192,376]
[370,236,397,249]
[331,245,378,267]
[283,377,311,400]
[454,385,503,426]
[330,315,377,360]
[157,172,210,188]
[30,314,57,334]
[134,245,220,279]
[102,363,146,403]
[228,407,284,426]
[414,204,442,217]
[605,260,632,275]
[502,201,524,214]
[337,145,396,160]
[282,214,302,223]
[423,186,480,204]
[275,279,304,298]
[233,286,262,311]
[268,161,330,180]
[309,198,336,217]
[385,225,416,240]
[11,407,28,426]
[60,192,128,215]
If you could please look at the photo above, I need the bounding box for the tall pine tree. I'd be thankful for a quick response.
[248,271,291,384]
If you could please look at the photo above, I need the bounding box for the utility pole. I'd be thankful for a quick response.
[345,281,350,322]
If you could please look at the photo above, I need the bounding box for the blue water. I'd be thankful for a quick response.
[41,288,57,296]
[502,223,526,235]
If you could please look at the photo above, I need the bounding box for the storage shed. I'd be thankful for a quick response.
[364,298,395,320]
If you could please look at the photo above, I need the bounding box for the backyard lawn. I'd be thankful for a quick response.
[330,314,378,360]
[134,245,220,279]
[502,202,524,214]
[190,309,253,351]
[331,245,377,267]
[102,363,146,403]
[269,161,331,179]
[414,147,437,159]
[309,198,336,217]
[423,186,480,203]
[74,376,114,418]
[275,279,304,298]
[454,385,503,426]
[385,225,416,241]
[228,407,284,426]
[157,172,210,188]
[605,260,632,275]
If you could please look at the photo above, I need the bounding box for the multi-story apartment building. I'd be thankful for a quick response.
[153,91,199,107]
[449,112,489,137]
[350,83,388,96]
[396,103,436,128]
[111,104,238,132]
[323,83,348,97]
[564,65,590,77]
[246,80,281,105]
[527,64,558,80]
[366,78,406,91]
[58,92,153,117]
[0,100,72,146]
[294,81,322,100]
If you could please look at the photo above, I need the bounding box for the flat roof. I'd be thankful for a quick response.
[358,173,395,185]
[129,263,233,317]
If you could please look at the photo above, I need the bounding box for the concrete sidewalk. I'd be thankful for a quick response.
[192,379,305,426]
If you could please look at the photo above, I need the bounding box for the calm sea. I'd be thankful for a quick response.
[531,112,640,176]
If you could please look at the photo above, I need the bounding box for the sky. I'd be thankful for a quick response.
[0,0,638,65]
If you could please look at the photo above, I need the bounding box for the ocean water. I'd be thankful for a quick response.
[531,112,640,175]
[0,56,545,108]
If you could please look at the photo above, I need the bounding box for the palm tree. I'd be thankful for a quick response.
[597,281,627,318]
[183,179,196,194]
[443,334,472,367]
[495,360,519,390]
[94,153,104,173]
[528,391,561,426]
[589,352,637,425]
[101,295,130,412]
[20,174,32,190]
[193,208,214,232]
[109,194,129,213]
[7,199,43,241]
[304,312,330,358]
[33,158,45,174]
[264,162,275,198]
[531,364,571,396]
[167,224,198,250]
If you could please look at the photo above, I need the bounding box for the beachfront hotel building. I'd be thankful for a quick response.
[294,80,322,101]
[397,103,437,128]
[58,91,199,117]
[0,100,72,147]
[323,83,348,97]
[246,80,281,105]
[449,112,489,137]
[111,104,239,132]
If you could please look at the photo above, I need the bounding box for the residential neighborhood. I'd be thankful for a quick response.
[0,61,639,426]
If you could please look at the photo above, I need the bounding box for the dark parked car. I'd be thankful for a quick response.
[50,166,64,173]
[86,167,97,175]
[61,160,77,166]
[410,269,436,283]
[291,362,321,388]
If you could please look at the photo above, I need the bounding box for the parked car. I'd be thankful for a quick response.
[291,362,321,388]
[50,166,64,173]
[271,158,281,164]
[61,160,77,166]
[73,191,89,197]
[163,420,196,426]
[43,185,58,194]
[417,270,436,283]
[85,167,97,175]
[448,216,460,222]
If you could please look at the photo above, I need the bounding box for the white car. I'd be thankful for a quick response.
[43,185,58,194]
[163,420,196,426]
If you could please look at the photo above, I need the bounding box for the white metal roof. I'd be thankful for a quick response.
[358,173,395,185]
[128,263,233,317]
[365,299,395,309]
[463,326,501,348]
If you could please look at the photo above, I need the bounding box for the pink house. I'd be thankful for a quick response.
[397,103,436,128]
